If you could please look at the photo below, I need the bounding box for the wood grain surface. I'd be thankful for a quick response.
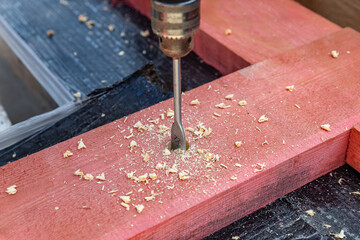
[346,123,360,173]
[1,28,360,239]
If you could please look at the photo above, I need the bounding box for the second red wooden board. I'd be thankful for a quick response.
[1,28,360,239]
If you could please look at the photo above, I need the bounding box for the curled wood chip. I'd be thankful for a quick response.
[145,195,155,201]
[74,169,84,177]
[238,100,247,106]
[121,202,130,210]
[84,173,94,181]
[140,30,150,37]
[220,164,228,169]
[108,24,115,32]
[232,237,240,240]
[5,185,17,195]
[294,104,301,109]
[47,30,54,38]
[162,148,171,156]
[262,140,269,146]
[149,173,157,180]
[204,152,219,162]
[134,121,147,132]
[285,85,294,92]
[215,103,230,109]
[134,204,145,213]
[225,28,232,35]
[78,14,88,23]
[213,112,221,117]
[155,162,166,170]
[137,173,148,182]
[158,125,170,134]
[189,123,212,138]
[179,171,190,180]
[230,176,237,181]
[129,140,137,150]
[235,141,243,147]
[118,51,125,56]
[190,99,200,105]
[225,94,234,100]
[95,173,106,181]
[330,230,345,239]
[63,150,73,158]
[258,115,268,123]
[160,113,165,120]
[197,149,204,154]
[149,119,159,124]
[320,124,331,131]
[167,109,174,118]
[168,164,178,174]
[323,224,332,229]
[124,134,134,139]
[331,50,339,58]
[253,163,266,172]
[77,139,86,150]
[351,191,360,195]
[143,153,149,162]
[120,196,131,204]
[235,163,242,168]
[73,92,81,98]
[86,20,95,29]
[306,209,315,216]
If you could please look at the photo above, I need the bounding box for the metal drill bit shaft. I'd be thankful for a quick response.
[171,58,186,151]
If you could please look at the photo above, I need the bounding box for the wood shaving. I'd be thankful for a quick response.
[230,176,237,181]
[134,121,147,132]
[134,204,145,213]
[59,0,69,5]
[330,230,345,239]
[149,119,159,124]
[235,141,243,147]
[145,195,155,201]
[55,207,59,210]
[338,178,344,184]
[86,20,95,29]
[238,100,247,106]
[160,113,165,120]
[213,112,221,117]
[320,124,331,131]
[351,191,360,195]
[323,224,332,228]
[155,162,166,170]
[232,237,240,240]
[197,149,204,154]
[253,163,266,172]
[140,30,150,37]
[95,173,106,181]
[162,148,171,156]
[137,173,148,182]
[225,94,234,100]
[190,99,200,105]
[124,134,134,139]
[47,30,54,38]
[189,123,212,138]
[262,140,269,146]
[306,209,315,216]
[258,115,268,123]
[74,169,84,177]
[77,139,86,150]
[204,152,219,162]
[118,51,125,56]
[235,163,242,168]
[220,164,228,169]
[179,171,190,180]
[5,185,17,195]
[331,50,339,58]
[149,173,157,180]
[129,140,137,150]
[158,125,169,134]
[108,190,118,194]
[225,28,232,35]
[121,202,130,211]
[73,92,81,98]
[168,164,178,174]
[84,173,94,181]
[126,191,133,195]
[215,103,230,109]
[63,150,73,158]
[294,104,301,109]
[108,24,115,32]
[285,85,294,92]
[186,127,195,132]
[143,153,149,162]
[167,109,174,118]
[78,14,88,23]
[120,196,131,204]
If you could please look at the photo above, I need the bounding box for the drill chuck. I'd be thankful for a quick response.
[151,0,201,58]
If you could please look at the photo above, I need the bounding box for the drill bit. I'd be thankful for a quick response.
[171,58,186,151]
[150,0,201,151]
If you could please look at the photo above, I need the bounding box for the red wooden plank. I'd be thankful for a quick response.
[346,123,360,172]
[124,0,340,74]
[1,28,360,239]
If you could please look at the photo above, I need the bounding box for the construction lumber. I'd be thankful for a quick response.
[346,123,360,173]
[1,28,360,239]
[124,0,340,74]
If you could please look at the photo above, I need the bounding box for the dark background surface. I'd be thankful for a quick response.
[0,0,359,239]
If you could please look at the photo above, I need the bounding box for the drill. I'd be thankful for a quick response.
[150,0,201,151]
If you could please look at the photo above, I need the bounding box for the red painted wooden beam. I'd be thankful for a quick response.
[124,0,340,74]
[346,123,360,172]
[1,28,360,239]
